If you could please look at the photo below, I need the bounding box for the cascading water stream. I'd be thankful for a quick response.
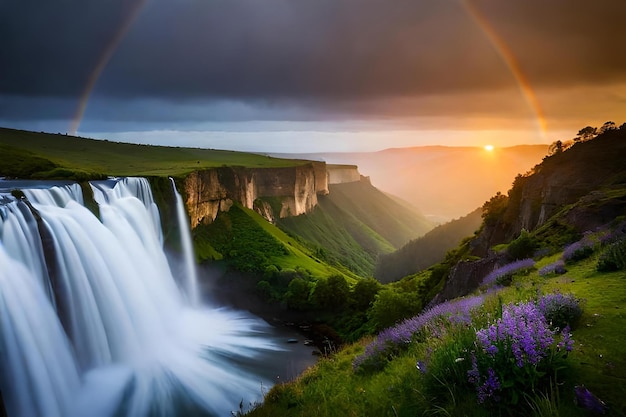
[169,177,199,306]
[0,178,285,417]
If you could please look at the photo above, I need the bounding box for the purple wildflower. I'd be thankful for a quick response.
[574,385,608,414]
[599,220,626,245]
[476,302,554,367]
[353,295,485,372]
[557,326,574,352]
[481,258,535,287]
[470,299,576,405]
[562,236,595,262]
[467,354,479,385]
[468,355,501,403]
[476,368,501,403]
[416,360,427,374]
[538,259,566,276]
[537,292,582,329]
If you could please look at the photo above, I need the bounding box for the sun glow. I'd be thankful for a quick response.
[484,144,494,152]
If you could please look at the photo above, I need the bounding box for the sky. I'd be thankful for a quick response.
[2,0,625,153]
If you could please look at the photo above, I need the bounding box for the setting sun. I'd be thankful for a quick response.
[484,145,494,152]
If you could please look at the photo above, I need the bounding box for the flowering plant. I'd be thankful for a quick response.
[481,258,535,288]
[468,301,574,405]
[562,236,595,263]
[353,295,484,373]
[538,259,566,276]
[537,292,583,329]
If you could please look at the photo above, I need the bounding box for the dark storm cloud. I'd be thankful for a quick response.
[2,0,625,123]
[473,0,626,87]
[0,0,143,97]
[100,0,503,99]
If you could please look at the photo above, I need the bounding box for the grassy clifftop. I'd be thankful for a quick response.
[0,127,307,178]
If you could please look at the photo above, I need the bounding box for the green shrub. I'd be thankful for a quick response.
[350,278,381,310]
[597,238,626,272]
[367,289,422,331]
[507,229,538,260]
[536,292,583,330]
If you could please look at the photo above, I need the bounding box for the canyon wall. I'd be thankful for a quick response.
[183,162,329,228]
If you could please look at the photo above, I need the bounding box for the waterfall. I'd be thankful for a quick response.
[169,177,199,306]
[0,178,279,417]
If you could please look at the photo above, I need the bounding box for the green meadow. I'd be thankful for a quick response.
[0,127,307,178]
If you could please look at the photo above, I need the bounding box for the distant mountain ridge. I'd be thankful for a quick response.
[271,144,548,221]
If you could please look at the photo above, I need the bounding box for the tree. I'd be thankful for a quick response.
[351,278,381,310]
[312,275,349,311]
[575,126,597,142]
[548,140,563,155]
[599,121,617,134]
[285,278,313,310]
[481,192,508,226]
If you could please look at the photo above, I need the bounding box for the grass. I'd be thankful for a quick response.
[0,127,309,177]
[277,181,433,277]
[245,247,626,417]
[541,260,626,416]
[278,198,388,277]
[193,203,357,281]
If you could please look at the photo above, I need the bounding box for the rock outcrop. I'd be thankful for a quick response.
[183,162,329,228]
[429,257,501,305]
[327,164,361,184]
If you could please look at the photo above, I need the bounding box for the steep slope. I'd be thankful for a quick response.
[431,125,626,303]
[192,203,356,279]
[473,127,626,256]
[374,208,483,283]
[278,178,434,277]
[324,180,433,247]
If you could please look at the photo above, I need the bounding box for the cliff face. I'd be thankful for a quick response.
[430,257,500,304]
[327,165,361,184]
[183,162,329,228]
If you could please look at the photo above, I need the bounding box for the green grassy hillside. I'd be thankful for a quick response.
[193,203,357,281]
[246,248,626,417]
[0,127,306,178]
[325,181,433,248]
[278,180,434,277]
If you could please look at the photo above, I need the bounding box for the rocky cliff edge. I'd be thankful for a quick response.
[184,162,330,227]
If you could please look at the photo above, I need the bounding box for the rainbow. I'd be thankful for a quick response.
[69,0,147,136]
[70,0,548,140]
[461,0,548,139]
